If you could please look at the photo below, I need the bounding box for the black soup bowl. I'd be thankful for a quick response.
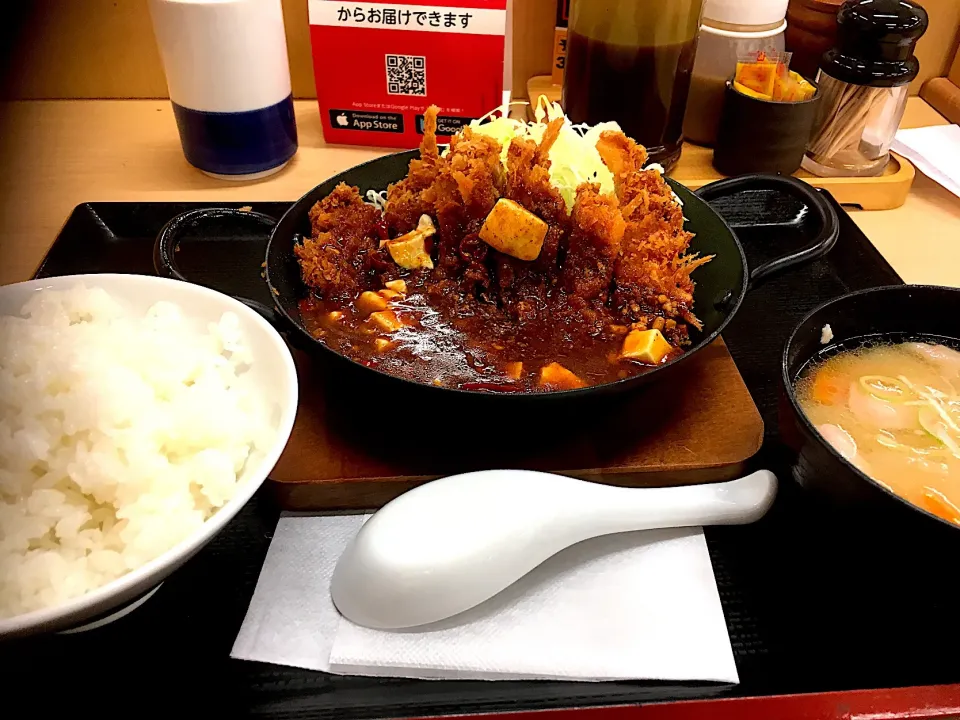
[780,284,960,537]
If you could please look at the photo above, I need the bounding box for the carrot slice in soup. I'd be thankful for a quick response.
[811,371,845,405]
[922,488,960,525]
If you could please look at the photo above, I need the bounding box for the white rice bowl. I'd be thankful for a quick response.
[0,275,298,637]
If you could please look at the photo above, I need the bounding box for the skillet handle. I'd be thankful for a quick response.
[695,174,840,288]
[154,207,284,327]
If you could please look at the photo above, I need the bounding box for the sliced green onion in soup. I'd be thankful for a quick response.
[876,429,943,456]
[919,406,945,439]
[876,431,903,451]
[859,375,913,402]
[919,406,960,459]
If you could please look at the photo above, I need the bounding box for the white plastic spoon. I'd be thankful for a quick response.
[331,469,777,630]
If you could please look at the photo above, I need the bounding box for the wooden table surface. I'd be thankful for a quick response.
[1,97,958,287]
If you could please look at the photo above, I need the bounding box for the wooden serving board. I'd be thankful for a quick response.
[268,337,764,510]
[526,75,916,211]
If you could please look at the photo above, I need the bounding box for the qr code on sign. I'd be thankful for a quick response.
[386,54,427,96]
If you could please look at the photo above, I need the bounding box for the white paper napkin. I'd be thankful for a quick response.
[891,124,960,198]
[231,513,739,684]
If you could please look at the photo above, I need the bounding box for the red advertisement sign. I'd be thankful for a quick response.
[309,0,507,148]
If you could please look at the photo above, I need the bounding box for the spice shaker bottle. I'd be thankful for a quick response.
[148,0,298,180]
[802,0,927,178]
[562,0,705,171]
[684,0,789,147]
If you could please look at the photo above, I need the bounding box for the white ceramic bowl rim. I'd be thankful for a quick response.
[0,274,299,636]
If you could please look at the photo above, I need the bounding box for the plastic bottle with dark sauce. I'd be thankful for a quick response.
[562,0,704,170]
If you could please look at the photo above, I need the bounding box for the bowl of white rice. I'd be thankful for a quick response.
[0,274,298,638]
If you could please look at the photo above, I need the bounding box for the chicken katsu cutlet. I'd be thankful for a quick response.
[293,103,711,392]
[597,130,711,341]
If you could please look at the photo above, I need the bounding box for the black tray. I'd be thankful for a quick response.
[8,190,957,718]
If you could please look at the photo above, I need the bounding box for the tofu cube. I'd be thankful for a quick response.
[378,289,402,302]
[327,311,344,322]
[621,329,673,365]
[356,290,388,316]
[504,361,523,380]
[387,235,434,270]
[374,338,395,352]
[368,310,405,333]
[479,199,549,261]
[538,362,585,390]
[384,280,407,295]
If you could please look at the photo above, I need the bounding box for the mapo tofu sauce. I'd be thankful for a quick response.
[293,105,708,393]
[299,277,682,393]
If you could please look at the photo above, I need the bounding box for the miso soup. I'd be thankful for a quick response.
[796,342,960,524]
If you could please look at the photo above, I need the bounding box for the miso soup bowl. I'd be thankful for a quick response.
[779,284,960,536]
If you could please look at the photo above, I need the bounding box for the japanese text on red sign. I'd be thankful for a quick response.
[336,6,473,28]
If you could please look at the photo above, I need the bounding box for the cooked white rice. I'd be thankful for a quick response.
[0,285,273,618]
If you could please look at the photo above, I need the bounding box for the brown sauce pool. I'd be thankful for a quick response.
[299,279,682,393]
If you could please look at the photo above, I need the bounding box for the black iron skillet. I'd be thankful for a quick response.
[156,152,839,401]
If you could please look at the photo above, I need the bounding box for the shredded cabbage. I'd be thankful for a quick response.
[459,96,624,213]
[365,189,388,211]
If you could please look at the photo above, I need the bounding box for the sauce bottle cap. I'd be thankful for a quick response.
[702,0,789,27]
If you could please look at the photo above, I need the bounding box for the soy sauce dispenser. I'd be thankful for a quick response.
[802,0,928,177]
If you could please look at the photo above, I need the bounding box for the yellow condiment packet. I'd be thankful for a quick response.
[733,81,771,100]
[795,75,816,101]
[735,61,777,97]
[737,71,815,103]
[773,71,801,101]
